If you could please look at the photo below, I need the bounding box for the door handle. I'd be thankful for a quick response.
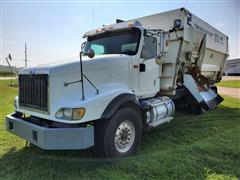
[139,63,146,72]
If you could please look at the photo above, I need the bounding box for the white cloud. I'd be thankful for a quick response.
[215,22,226,28]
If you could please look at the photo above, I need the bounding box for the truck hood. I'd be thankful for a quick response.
[20,54,131,76]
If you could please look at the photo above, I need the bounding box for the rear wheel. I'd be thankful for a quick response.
[94,107,142,158]
[211,86,218,94]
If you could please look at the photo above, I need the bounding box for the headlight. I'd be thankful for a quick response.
[55,108,85,120]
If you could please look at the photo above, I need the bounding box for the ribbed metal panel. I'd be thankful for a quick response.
[19,74,48,112]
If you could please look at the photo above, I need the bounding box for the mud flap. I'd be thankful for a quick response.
[183,74,223,110]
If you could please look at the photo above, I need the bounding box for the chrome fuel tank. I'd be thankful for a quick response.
[141,97,175,125]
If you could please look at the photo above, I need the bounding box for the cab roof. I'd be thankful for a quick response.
[83,21,143,38]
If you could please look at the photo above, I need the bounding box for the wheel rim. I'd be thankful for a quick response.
[114,120,135,153]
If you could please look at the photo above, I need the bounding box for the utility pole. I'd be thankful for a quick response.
[92,8,95,29]
[24,42,27,67]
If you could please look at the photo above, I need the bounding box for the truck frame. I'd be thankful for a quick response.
[6,8,228,158]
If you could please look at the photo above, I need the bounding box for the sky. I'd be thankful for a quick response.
[1,0,239,67]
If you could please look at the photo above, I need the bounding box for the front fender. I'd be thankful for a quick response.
[101,93,141,119]
[55,83,134,124]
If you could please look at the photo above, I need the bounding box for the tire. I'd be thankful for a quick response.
[185,95,202,115]
[211,86,218,94]
[190,103,202,115]
[94,107,142,158]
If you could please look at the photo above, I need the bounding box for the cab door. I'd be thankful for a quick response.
[138,35,159,95]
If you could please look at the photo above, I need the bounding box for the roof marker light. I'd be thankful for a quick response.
[128,23,133,27]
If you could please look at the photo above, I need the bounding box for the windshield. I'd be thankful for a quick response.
[84,28,141,56]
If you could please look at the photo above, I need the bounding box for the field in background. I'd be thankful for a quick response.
[0,79,240,179]
[217,80,240,88]
[0,65,18,77]
[0,72,16,77]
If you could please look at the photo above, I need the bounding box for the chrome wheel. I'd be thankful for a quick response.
[114,120,136,153]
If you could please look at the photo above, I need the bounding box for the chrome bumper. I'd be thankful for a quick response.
[6,113,94,150]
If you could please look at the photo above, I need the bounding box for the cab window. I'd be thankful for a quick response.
[90,44,105,55]
[85,28,141,56]
[141,36,157,59]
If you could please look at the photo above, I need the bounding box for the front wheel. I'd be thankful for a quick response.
[94,107,142,158]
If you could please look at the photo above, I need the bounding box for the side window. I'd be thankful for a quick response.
[141,36,157,59]
[91,44,104,55]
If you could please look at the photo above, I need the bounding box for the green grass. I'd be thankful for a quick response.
[217,80,240,88]
[0,79,240,180]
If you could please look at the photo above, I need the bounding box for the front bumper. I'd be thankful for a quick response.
[6,113,94,150]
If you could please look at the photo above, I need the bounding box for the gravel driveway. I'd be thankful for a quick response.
[0,77,17,80]
[218,86,240,99]
[222,76,240,81]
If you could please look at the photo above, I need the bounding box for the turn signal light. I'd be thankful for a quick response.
[55,107,86,120]
[73,108,86,120]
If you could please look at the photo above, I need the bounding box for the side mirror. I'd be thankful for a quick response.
[87,48,95,58]
[8,53,12,60]
[81,42,86,52]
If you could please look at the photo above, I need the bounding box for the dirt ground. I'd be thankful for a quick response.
[218,86,240,99]
[0,76,18,80]
[222,76,240,80]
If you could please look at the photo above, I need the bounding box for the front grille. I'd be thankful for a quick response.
[19,74,48,112]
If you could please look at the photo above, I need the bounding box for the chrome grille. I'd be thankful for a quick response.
[19,74,48,112]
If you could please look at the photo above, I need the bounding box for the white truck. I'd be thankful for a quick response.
[6,8,228,158]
